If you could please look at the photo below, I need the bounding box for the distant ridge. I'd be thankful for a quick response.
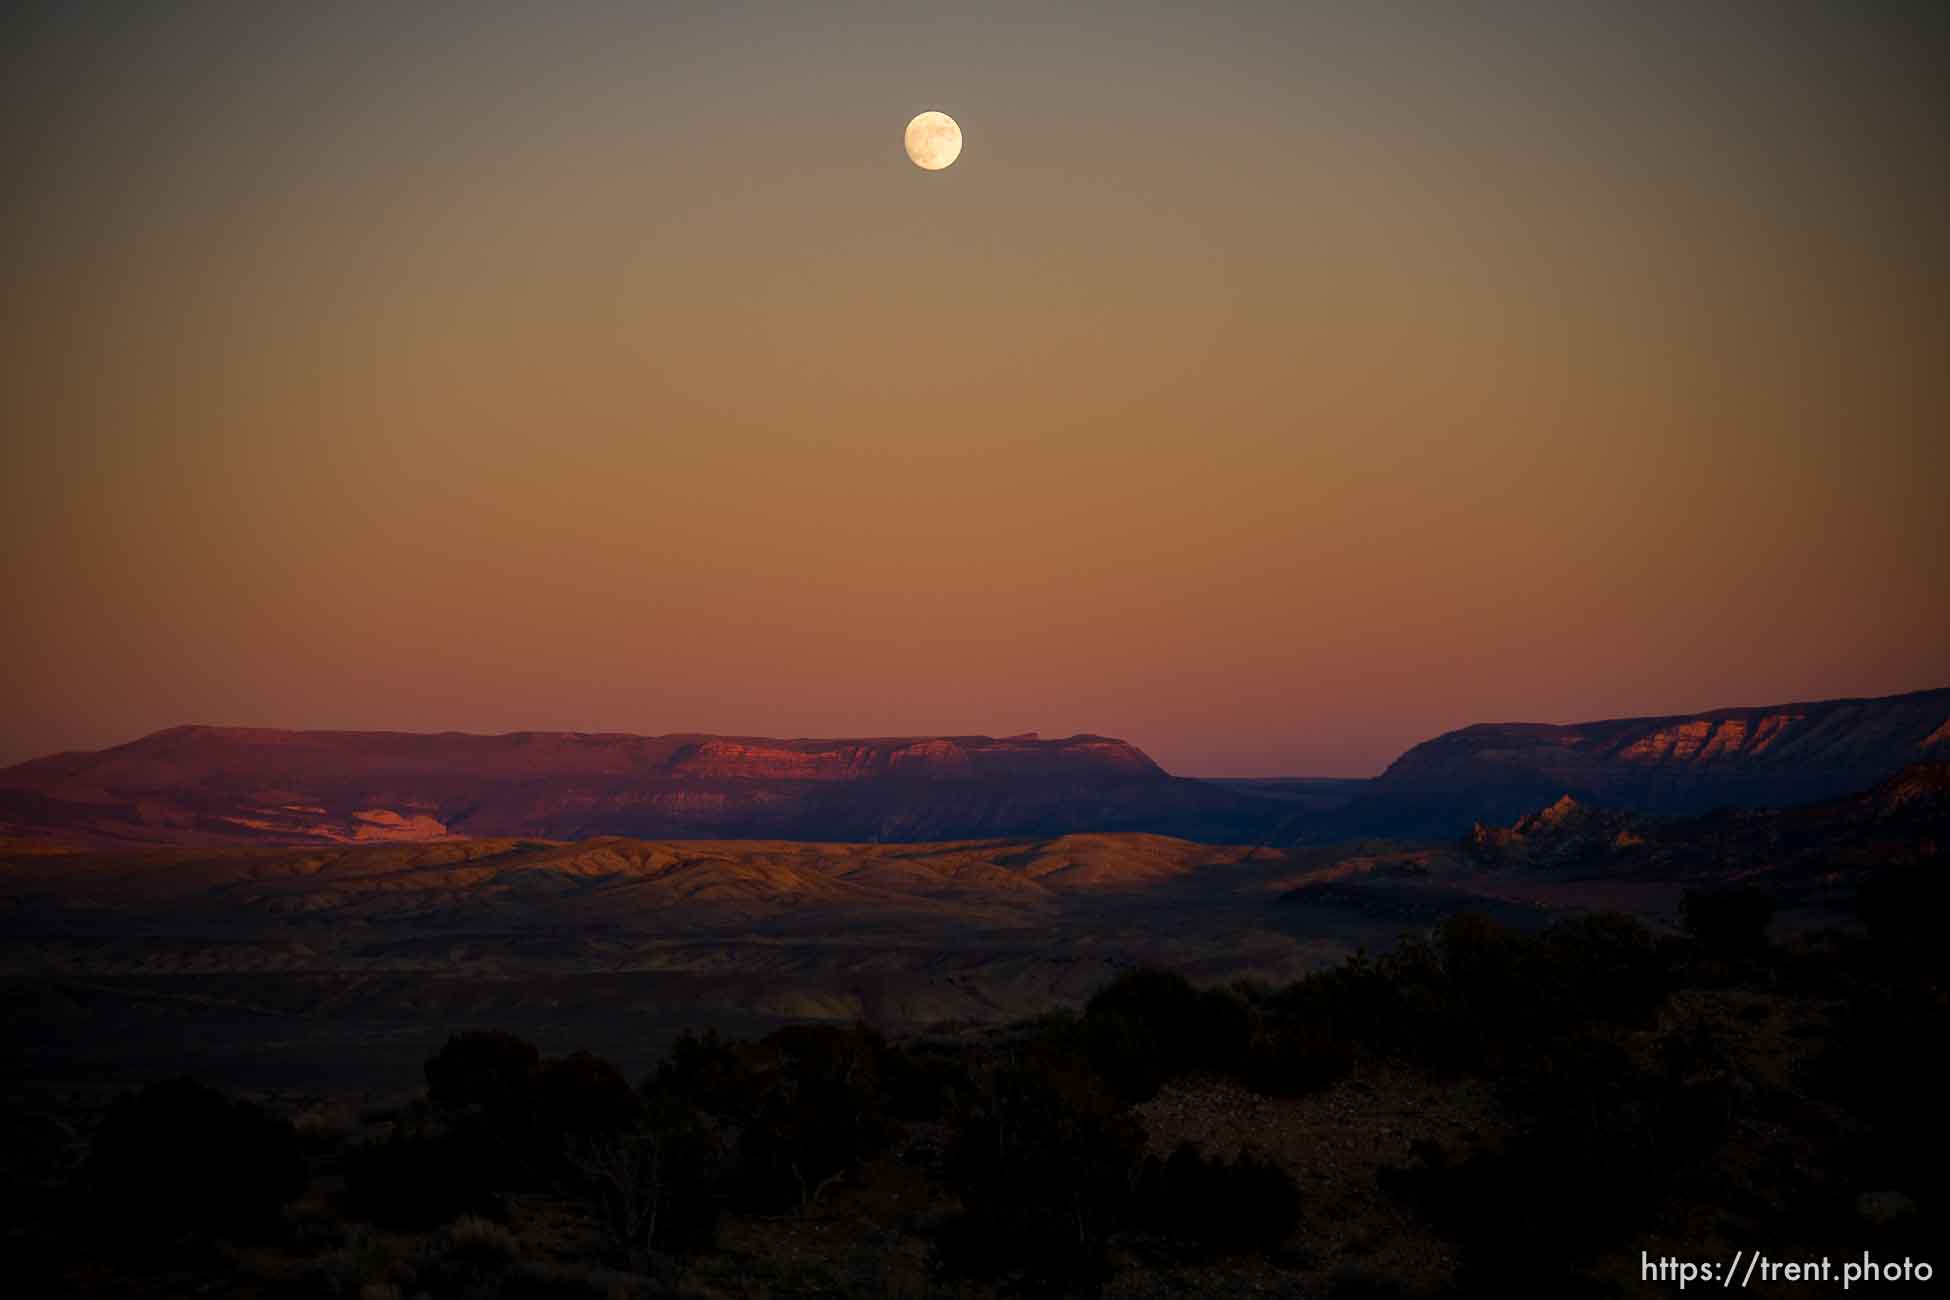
[1317,686,1950,839]
[0,726,1263,846]
[3,686,1943,847]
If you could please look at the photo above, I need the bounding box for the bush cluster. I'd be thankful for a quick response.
[648,1023,890,1215]
[341,1028,719,1270]
[935,1051,1146,1296]
[85,1077,305,1249]
[1254,912,1668,1080]
[1082,968,1249,1102]
[71,909,1710,1296]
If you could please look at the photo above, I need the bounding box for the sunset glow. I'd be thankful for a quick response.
[4,1,1944,775]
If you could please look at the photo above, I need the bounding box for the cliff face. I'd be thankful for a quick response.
[0,727,1226,846]
[664,734,1161,782]
[1464,795,1646,870]
[1336,687,1950,838]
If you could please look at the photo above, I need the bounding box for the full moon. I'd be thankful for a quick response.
[904,110,962,171]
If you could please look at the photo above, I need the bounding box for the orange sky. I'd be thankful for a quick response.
[4,2,1946,775]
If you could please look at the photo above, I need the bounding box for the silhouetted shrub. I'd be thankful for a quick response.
[344,1109,506,1229]
[647,1101,724,1257]
[1267,954,1360,1022]
[1655,1007,1731,1084]
[881,1040,969,1121]
[413,1213,521,1297]
[426,1030,542,1119]
[645,1027,744,1115]
[1278,949,1401,1034]
[419,1036,649,1190]
[1263,912,1677,1083]
[1818,981,1950,1197]
[1435,913,1580,1056]
[729,1023,887,1213]
[1387,1029,1727,1273]
[1082,1007,1164,1103]
[646,1026,845,1222]
[1544,912,1669,1023]
[1082,969,1249,1101]
[1195,987,1251,1063]
[1248,913,1671,1092]
[1276,938,1474,1068]
[936,1052,1146,1296]
[569,1095,722,1270]
[84,1077,305,1246]
[305,1225,415,1297]
[537,1051,642,1141]
[1088,968,1183,1026]
[1133,1141,1300,1253]
[1681,886,1775,960]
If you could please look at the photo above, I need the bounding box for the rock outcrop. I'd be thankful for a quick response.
[1461,761,1950,888]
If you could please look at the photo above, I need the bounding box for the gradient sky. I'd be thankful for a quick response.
[5,1,1946,776]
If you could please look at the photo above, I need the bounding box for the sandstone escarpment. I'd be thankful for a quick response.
[1343,687,1950,838]
[0,727,1235,846]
